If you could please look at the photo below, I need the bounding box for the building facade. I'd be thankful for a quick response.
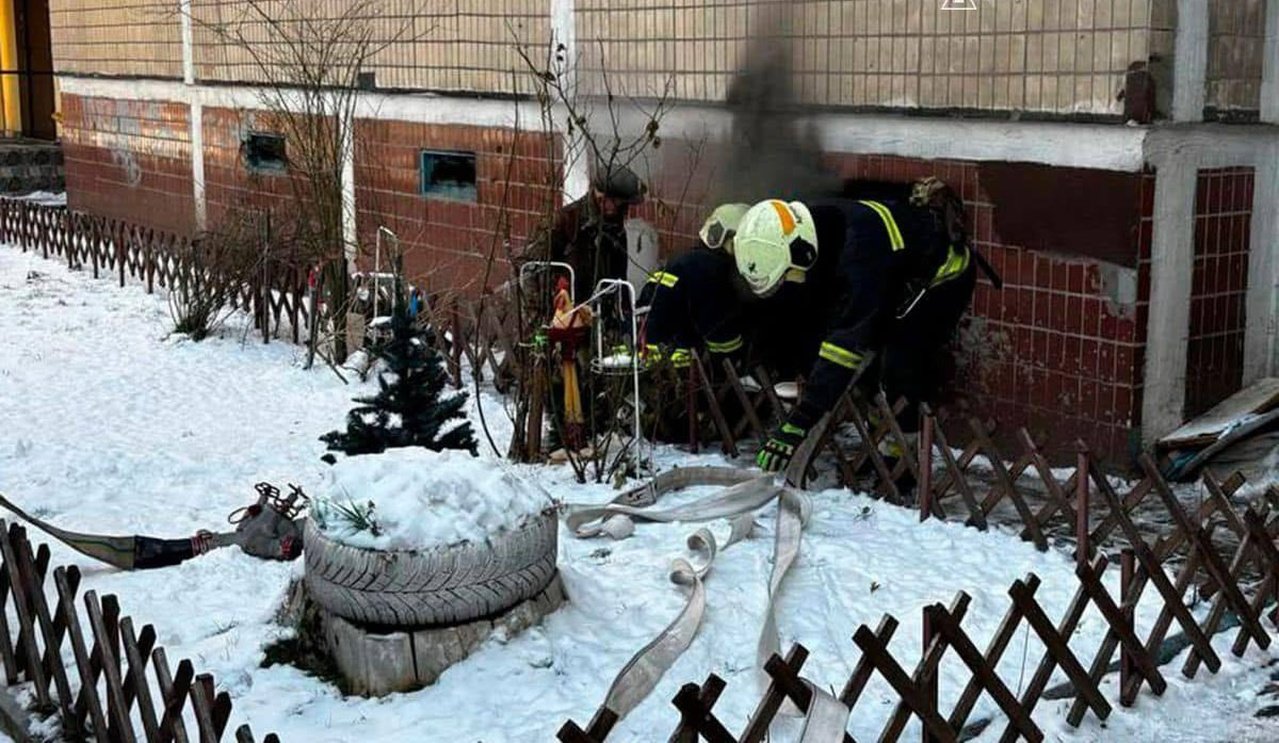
[41,0,1279,463]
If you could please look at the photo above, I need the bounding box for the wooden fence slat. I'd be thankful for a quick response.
[874,394,924,490]
[669,674,727,743]
[1122,545,1200,703]
[1089,464,1222,673]
[1007,578,1112,724]
[948,575,1040,732]
[155,651,193,743]
[84,592,137,743]
[967,421,1047,550]
[881,593,971,741]
[55,567,111,743]
[918,414,941,521]
[928,603,1043,743]
[852,624,957,743]
[840,614,898,707]
[844,397,904,504]
[0,523,51,707]
[1184,514,1270,677]
[0,538,24,684]
[121,618,161,741]
[190,673,222,743]
[922,412,987,530]
[1071,558,1168,701]
[1141,457,1271,653]
[1088,477,1154,547]
[670,680,736,743]
[740,645,807,743]
[721,359,766,440]
[692,353,738,457]
[102,594,126,737]
[1234,510,1279,657]
[12,528,77,726]
[1015,429,1080,535]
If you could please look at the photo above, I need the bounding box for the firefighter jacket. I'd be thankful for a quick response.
[639,247,745,368]
[786,198,972,429]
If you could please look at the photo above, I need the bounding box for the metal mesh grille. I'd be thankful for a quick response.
[1205,0,1267,115]
[50,0,183,78]
[191,0,551,94]
[575,0,1167,116]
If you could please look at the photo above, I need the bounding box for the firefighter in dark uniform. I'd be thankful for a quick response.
[737,179,984,473]
[636,203,750,440]
[639,203,751,369]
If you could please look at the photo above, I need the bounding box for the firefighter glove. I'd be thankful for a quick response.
[757,422,807,472]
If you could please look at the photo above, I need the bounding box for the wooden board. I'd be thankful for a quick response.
[1159,377,1279,449]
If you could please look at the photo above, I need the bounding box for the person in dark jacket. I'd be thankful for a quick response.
[526,163,647,303]
[735,179,979,473]
[639,203,751,369]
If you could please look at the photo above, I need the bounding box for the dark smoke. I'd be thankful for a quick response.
[712,25,842,206]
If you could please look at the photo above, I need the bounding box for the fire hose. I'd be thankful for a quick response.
[563,458,853,741]
[0,482,307,570]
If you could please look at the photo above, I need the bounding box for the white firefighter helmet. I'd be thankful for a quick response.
[698,202,751,251]
[733,199,818,296]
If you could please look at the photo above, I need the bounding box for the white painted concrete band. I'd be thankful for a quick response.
[179,1,194,86]
[1173,0,1209,122]
[191,102,205,231]
[58,76,1151,172]
[1263,0,1279,124]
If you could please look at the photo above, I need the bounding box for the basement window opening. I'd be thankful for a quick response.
[420,150,477,202]
[244,132,287,174]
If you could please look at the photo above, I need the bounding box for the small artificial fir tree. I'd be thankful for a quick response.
[321,263,478,457]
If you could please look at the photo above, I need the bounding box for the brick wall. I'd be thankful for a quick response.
[201,107,308,230]
[1185,167,1254,418]
[60,94,194,234]
[353,119,561,296]
[613,150,1152,462]
[822,156,1148,463]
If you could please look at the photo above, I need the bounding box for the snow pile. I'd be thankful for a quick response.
[315,448,550,551]
[5,191,67,207]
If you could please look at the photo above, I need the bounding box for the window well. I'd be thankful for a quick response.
[244,132,287,173]
[420,150,477,201]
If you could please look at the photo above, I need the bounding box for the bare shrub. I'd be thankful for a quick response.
[168,217,265,341]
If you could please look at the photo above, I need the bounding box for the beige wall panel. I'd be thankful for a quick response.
[576,1,1163,115]
[189,0,549,94]
[50,0,183,78]
[1205,0,1266,113]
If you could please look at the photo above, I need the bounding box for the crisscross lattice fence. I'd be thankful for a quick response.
[0,521,279,742]
[561,358,1279,741]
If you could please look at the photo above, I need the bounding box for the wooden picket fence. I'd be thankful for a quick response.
[561,361,1279,741]
[0,200,313,345]
[0,521,279,742]
[0,200,527,385]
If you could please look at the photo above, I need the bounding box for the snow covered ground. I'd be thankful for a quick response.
[2,245,1278,741]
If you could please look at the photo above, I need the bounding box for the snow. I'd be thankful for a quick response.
[3,191,67,207]
[1,245,1277,741]
[314,448,552,551]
